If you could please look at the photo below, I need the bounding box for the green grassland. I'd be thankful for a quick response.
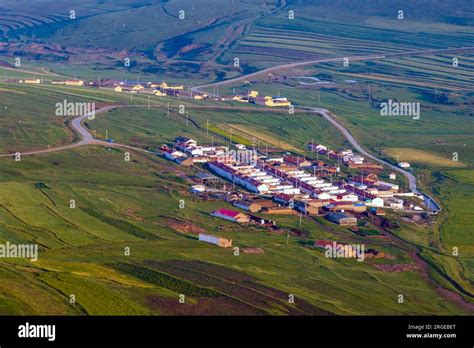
[204,48,474,312]
[87,103,349,152]
[0,146,464,315]
[223,4,474,71]
[0,82,469,314]
[0,0,473,315]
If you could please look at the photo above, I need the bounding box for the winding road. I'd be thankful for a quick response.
[0,105,154,159]
[3,47,470,210]
[193,47,474,213]
[302,106,441,213]
[195,47,474,91]
[303,107,418,191]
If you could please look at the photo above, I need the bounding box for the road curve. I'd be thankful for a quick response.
[196,47,474,91]
[0,105,154,158]
[302,107,418,191]
[303,106,441,212]
[194,47,460,212]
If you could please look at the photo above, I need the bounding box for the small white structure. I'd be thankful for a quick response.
[398,162,410,168]
[385,197,404,210]
[389,172,397,180]
[186,147,204,157]
[316,192,331,200]
[199,233,232,248]
[365,197,384,208]
[235,144,246,150]
[190,185,206,193]
[164,150,186,162]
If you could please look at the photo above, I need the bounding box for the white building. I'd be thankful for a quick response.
[398,162,410,168]
[365,197,384,207]
[385,197,404,210]
[164,150,186,162]
[186,147,204,157]
[190,185,206,193]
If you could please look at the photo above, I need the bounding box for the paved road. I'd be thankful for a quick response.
[194,47,463,212]
[0,105,154,158]
[195,47,474,91]
[303,107,419,192]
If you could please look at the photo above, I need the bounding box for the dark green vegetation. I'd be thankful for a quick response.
[0,82,469,314]
[3,0,471,82]
[0,147,463,315]
[0,0,473,315]
[213,59,474,311]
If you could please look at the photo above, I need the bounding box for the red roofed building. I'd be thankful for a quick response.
[211,209,250,223]
[283,155,312,168]
[273,193,293,205]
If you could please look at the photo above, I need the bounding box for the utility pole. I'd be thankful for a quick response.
[206,119,209,135]
[167,102,170,118]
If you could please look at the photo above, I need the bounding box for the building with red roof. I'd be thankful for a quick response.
[211,209,250,223]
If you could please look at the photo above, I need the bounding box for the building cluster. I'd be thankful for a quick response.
[264,96,291,107]
[9,78,85,86]
[230,90,292,107]
[161,136,229,165]
[113,81,184,96]
[205,153,369,221]
[307,143,383,171]
[162,135,423,229]
[51,79,85,86]
[210,208,276,227]
[162,137,419,223]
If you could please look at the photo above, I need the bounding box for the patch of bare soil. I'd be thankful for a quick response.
[178,44,206,54]
[242,247,264,254]
[166,218,205,234]
[123,208,143,221]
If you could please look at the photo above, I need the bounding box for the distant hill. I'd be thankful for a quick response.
[288,0,474,25]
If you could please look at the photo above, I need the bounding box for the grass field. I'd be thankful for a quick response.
[382,148,465,168]
[0,82,470,314]
[0,0,473,315]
